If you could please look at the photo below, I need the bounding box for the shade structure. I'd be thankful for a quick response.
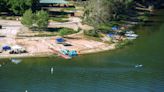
[56,38,65,43]
[40,0,69,4]
[2,45,11,51]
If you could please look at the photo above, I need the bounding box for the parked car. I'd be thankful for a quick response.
[9,45,27,54]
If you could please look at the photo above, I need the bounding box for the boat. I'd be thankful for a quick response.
[126,37,137,40]
[60,49,72,59]
[11,59,22,64]
[126,31,135,34]
[59,53,72,59]
[51,67,54,74]
[49,48,72,59]
[135,64,143,68]
[125,33,138,38]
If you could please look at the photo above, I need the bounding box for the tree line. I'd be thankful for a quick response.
[83,0,164,26]
[0,0,39,15]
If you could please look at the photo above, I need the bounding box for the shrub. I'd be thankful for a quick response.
[35,10,49,31]
[138,16,149,22]
[115,39,133,49]
[21,9,34,28]
[84,30,99,37]
[21,10,49,31]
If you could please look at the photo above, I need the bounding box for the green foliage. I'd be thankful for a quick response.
[59,28,76,36]
[35,10,49,31]
[97,24,112,33]
[21,10,49,31]
[50,17,69,22]
[7,0,33,14]
[0,0,39,15]
[115,39,133,49]
[83,0,134,26]
[21,9,33,28]
[84,30,99,37]
[0,0,8,12]
[138,16,149,22]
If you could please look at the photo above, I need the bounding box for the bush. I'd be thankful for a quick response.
[84,30,99,37]
[21,10,49,31]
[35,10,49,31]
[59,28,76,36]
[21,9,34,28]
[115,39,133,49]
[97,24,112,33]
[138,16,149,22]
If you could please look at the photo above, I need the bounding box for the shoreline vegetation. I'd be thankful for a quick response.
[0,0,163,59]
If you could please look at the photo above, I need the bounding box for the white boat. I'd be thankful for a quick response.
[126,31,135,34]
[126,37,137,40]
[125,33,138,38]
[11,59,22,64]
[135,64,143,68]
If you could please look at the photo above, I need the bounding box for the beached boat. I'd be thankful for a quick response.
[126,37,137,40]
[125,33,138,38]
[59,53,72,59]
[126,31,135,34]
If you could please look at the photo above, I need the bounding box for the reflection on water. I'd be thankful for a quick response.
[0,9,164,92]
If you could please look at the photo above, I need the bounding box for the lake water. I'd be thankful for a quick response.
[0,9,164,92]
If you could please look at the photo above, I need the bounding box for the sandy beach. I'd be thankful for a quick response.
[0,19,116,59]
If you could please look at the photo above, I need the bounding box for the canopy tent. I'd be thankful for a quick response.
[112,26,119,31]
[40,0,69,4]
[2,45,11,51]
[56,38,65,43]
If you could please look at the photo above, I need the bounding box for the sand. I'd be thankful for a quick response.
[0,19,116,59]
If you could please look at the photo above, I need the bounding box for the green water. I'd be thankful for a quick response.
[0,10,164,92]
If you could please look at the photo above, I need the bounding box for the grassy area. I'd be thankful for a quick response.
[50,17,69,22]
[59,28,77,36]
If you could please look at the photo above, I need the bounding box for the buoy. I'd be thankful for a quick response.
[51,67,54,74]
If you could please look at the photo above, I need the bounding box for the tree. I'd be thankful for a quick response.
[35,10,49,31]
[6,0,39,15]
[83,0,134,26]
[0,0,8,12]
[21,10,49,31]
[21,9,34,28]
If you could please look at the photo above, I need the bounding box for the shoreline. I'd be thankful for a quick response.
[0,44,116,59]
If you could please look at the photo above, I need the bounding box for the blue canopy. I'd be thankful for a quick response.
[56,38,64,43]
[107,33,114,37]
[112,26,119,31]
[2,45,11,51]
